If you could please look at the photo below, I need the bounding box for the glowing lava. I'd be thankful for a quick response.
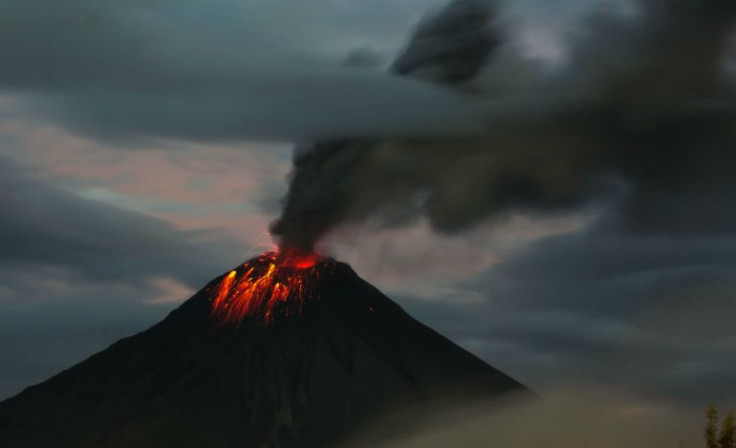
[209,251,329,325]
[277,248,321,269]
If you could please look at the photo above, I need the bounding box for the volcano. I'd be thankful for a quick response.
[0,253,526,448]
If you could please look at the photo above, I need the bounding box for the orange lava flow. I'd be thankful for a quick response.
[209,251,327,325]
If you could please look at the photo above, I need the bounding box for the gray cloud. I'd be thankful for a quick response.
[0,0,482,142]
[0,155,236,287]
[395,222,736,404]
[0,153,254,399]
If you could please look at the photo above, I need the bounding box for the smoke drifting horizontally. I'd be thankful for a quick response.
[272,0,736,252]
[342,388,704,448]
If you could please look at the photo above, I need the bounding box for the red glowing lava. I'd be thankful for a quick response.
[209,250,329,325]
[278,249,321,269]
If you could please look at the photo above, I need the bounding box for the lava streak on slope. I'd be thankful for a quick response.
[209,251,332,326]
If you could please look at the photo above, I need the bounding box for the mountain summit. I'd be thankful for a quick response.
[0,253,526,447]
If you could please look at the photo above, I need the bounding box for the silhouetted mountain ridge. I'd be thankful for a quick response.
[0,259,526,447]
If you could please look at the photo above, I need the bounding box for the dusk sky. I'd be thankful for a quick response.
[2,0,736,441]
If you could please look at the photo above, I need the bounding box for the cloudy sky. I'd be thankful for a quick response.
[2,0,736,443]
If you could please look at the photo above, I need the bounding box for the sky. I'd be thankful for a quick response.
[2,0,736,444]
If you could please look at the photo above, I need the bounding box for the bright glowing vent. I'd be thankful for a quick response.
[209,250,331,325]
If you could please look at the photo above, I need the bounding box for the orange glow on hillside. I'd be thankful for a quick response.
[209,250,329,325]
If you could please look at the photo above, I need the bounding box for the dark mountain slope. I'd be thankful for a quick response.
[0,257,526,448]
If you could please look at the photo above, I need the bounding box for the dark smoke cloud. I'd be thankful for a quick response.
[390,0,500,84]
[272,0,736,252]
[272,0,504,250]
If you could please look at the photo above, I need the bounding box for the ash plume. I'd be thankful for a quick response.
[270,0,502,251]
[271,0,736,252]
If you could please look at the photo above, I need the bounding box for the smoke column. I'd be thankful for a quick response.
[270,0,501,251]
[271,0,736,252]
